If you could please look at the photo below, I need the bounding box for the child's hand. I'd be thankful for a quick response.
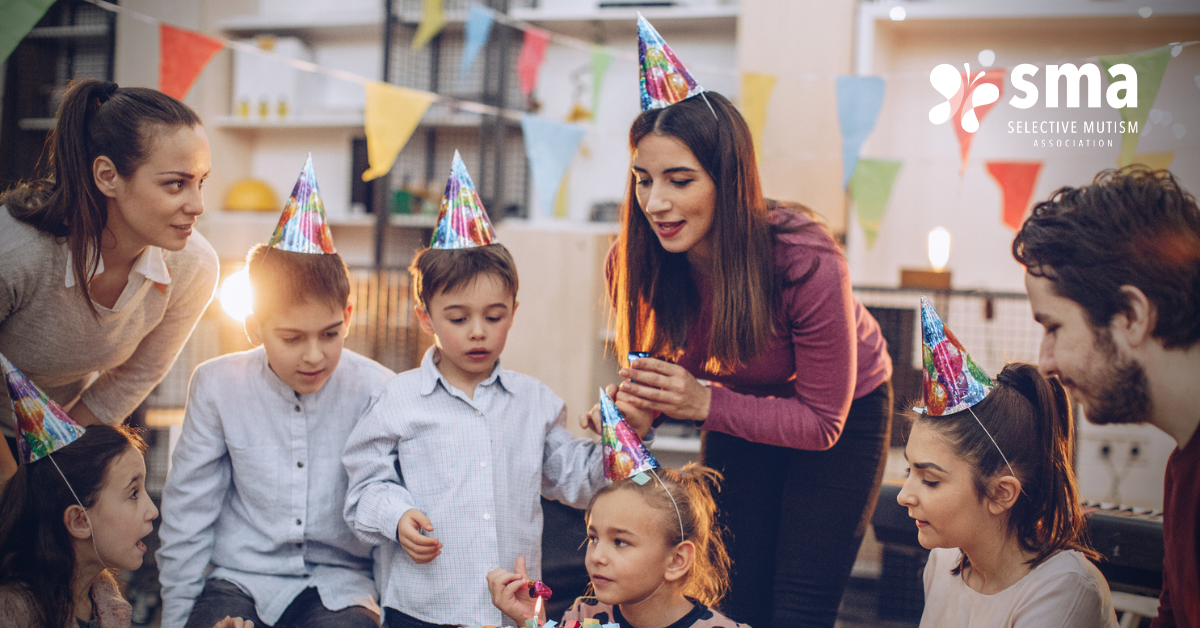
[397,509,442,563]
[486,556,541,625]
[211,617,254,628]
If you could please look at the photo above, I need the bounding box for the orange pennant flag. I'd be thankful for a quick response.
[159,24,224,100]
[953,68,1006,174]
[986,161,1042,231]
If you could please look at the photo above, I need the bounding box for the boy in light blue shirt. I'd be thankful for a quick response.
[342,155,654,628]
[159,161,393,628]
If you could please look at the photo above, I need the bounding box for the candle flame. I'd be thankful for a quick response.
[534,595,544,615]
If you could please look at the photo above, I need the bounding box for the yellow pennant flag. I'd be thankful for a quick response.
[1128,151,1175,171]
[740,72,777,158]
[412,0,446,50]
[362,82,435,182]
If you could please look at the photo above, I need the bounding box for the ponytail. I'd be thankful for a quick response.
[915,362,1099,574]
[2,79,202,317]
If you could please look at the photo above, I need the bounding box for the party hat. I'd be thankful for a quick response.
[268,154,337,254]
[637,14,705,111]
[599,388,658,481]
[431,151,497,250]
[2,353,85,465]
[918,296,993,416]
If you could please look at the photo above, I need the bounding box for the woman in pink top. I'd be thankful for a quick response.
[608,91,893,628]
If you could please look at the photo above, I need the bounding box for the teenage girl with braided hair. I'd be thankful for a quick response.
[488,463,748,628]
[0,79,218,482]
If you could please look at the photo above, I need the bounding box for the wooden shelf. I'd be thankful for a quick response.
[510,5,737,37]
[218,11,383,39]
[211,113,364,130]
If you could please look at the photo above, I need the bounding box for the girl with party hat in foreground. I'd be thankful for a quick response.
[489,464,747,628]
[900,298,1117,628]
[0,356,250,628]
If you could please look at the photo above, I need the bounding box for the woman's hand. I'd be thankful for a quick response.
[618,358,712,423]
[578,383,656,439]
[486,556,541,625]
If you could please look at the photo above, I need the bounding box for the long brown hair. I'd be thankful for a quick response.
[0,425,146,628]
[912,363,1099,574]
[1,79,202,316]
[612,92,817,373]
[586,463,731,607]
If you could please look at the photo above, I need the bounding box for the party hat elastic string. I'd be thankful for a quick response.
[965,406,1030,499]
[46,454,108,570]
[648,468,686,543]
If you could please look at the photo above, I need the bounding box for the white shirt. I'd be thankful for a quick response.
[157,347,393,628]
[920,547,1120,628]
[342,347,609,626]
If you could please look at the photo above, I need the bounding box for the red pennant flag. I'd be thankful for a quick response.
[952,68,1006,174]
[159,24,225,100]
[986,161,1042,230]
[517,27,550,96]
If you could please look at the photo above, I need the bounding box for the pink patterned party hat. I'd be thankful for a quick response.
[918,296,993,416]
[431,151,497,249]
[599,387,658,482]
[637,14,705,111]
[2,353,85,465]
[269,154,337,254]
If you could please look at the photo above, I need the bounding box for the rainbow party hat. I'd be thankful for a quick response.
[638,14,705,111]
[1,353,85,465]
[599,387,658,481]
[431,150,496,250]
[268,154,337,254]
[919,296,993,416]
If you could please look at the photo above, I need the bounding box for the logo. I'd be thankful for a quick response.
[928,61,1138,134]
[929,63,1001,134]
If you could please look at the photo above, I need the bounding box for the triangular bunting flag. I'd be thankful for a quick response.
[0,0,55,65]
[590,46,613,122]
[741,72,776,161]
[362,81,436,182]
[460,4,494,80]
[520,115,586,219]
[985,161,1042,231]
[952,68,1006,174]
[836,75,886,187]
[847,158,902,249]
[412,0,446,51]
[1100,46,1172,167]
[159,24,225,101]
[517,27,550,96]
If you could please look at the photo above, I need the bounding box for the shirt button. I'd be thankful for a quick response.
[296,543,303,548]
[295,519,302,526]
[297,461,304,468]
[483,513,491,520]
[476,410,483,417]
[480,461,487,468]
[294,405,301,412]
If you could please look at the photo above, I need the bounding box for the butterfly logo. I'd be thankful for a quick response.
[929,63,1001,133]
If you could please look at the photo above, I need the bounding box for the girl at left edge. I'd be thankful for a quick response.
[0,79,220,482]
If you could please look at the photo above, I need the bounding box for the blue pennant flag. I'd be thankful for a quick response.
[520,115,586,219]
[836,75,886,187]
[460,4,494,80]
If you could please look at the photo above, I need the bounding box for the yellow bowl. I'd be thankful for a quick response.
[224,179,279,212]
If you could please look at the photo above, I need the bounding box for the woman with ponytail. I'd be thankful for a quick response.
[488,463,747,628]
[0,79,219,481]
[898,359,1119,626]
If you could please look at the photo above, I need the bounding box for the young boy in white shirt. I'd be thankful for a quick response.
[158,159,393,628]
[342,155,653,628]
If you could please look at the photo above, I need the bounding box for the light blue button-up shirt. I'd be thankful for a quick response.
[158,347,393,628]
[343,347,608,626]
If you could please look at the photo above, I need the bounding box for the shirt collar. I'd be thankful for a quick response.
[257,346,303,402]
[418,346,509,396]
[64,246,171,288]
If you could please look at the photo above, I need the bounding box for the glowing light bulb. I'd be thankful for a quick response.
[219,267,254,322]
[889,5,907,21]
[928,227,951,272]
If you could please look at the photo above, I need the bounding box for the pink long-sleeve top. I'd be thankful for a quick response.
[615,208,892,451]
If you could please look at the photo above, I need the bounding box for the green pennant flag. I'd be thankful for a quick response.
[1100,46,1172,167]
[590,46,612,122]
[848,158,902,249]
[1,0,56,65]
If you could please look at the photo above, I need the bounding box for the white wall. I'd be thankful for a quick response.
[847,12,1200,292]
